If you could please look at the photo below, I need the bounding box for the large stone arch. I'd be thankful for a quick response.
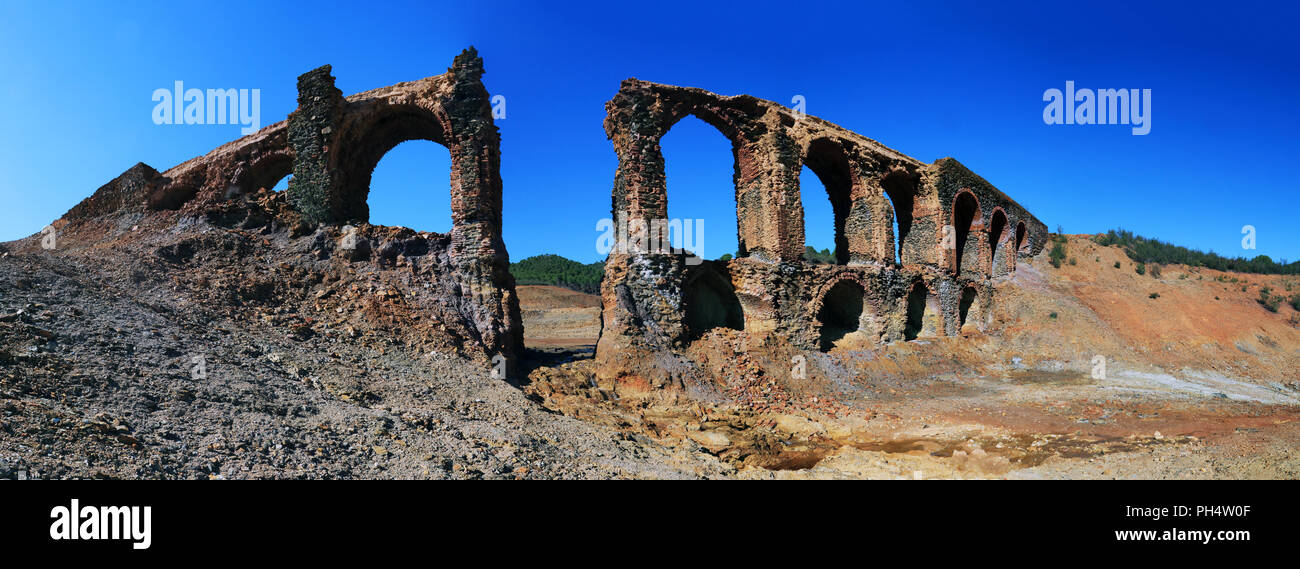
[800,137,857,265]
[332,102,454,224]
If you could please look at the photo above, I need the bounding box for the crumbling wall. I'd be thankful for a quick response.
[596,79,1048,388]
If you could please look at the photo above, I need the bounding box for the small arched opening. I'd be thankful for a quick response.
[239,153,293,196]
[904,281,941,340]
[683,269,745,340]
[817,280,866,351]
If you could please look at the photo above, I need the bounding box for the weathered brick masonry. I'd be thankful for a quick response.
[59,48,522,367]
[595,79,1048,386]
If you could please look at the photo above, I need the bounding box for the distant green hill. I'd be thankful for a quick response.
[510,254,604,294]
[1093,229,1299,275]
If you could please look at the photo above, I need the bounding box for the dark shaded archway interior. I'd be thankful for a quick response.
[989,209,1008,266]
[684,268,745,339]
[241,154,293,195]
[818,280,865,351]
[1015,221,1028,252]
[904,282,930,341]
[953,192,979,274]
[958,286,979,329]
[803,139,853,265]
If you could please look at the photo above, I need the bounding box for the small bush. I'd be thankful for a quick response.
[1069,257,1078,266]
[1149,292,1160,299]
[1258,287,1282,312]
[1291,294,1300,311]
[1049,312,1058,319]
[1049,241,1067,268]
[1135,262,1146,275]
[1113,261,1121,269]
[1149,263,1162,278]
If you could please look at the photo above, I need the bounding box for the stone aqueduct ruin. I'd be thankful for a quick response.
[58,49,1046,383]
[594,80,1047,385]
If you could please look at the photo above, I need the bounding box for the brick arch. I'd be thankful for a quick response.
[958,283,985,334]
[333,102,455,224]
[232,149,294,198]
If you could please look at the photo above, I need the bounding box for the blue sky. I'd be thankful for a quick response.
[1,0,1296,264]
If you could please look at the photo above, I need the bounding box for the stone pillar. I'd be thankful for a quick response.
[286,65,345,224]
[735,118,802,263]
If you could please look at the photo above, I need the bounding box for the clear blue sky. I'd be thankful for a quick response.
[1,0,1296,264]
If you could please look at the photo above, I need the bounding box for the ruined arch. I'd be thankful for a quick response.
[1015,220,1028,253]
[904,280,942,340]
[951,189,981,276]
[683,267,745,340]
[334,103,454,224]
[801,138,854,265]
[988,207,1008,274]
[234,150,294,197]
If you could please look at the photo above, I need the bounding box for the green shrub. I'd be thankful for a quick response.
[1149,292,1160,299]
[1135,262,1146,275]
[1258,287,1282,312]
[1049,240,1067,268]
[1113,261,1121,269]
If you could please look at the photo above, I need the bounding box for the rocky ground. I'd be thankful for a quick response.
[3,197,1298,479]
[0,194,735,480]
